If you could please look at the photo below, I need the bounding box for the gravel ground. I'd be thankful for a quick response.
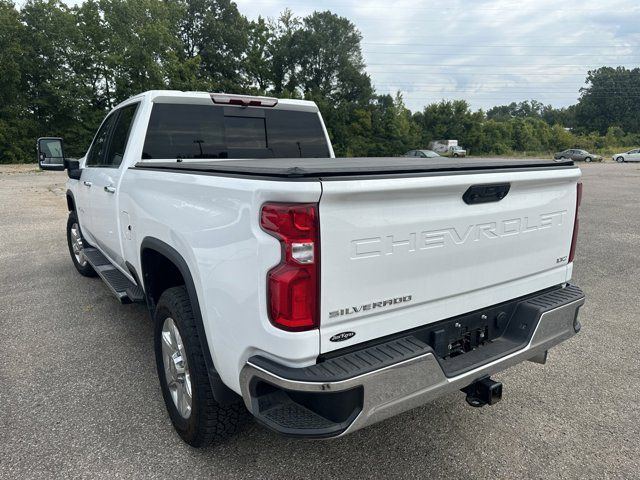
[1,162,639,479]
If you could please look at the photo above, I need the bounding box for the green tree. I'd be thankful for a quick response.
[293,11,372,103]
[244,17,272,92]
[21,0,90,155]
[170,0,249,91]
[549,124,575,151]
[575,66,640,134]
[268,9,302,95]
[100,0,179,102]
[415,99,483,149]
[479,120,513,154]
[0,0,34,163]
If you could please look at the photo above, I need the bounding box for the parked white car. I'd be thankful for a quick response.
[612,149,640,162]
[37,90,585,447]
[428,140,467,157]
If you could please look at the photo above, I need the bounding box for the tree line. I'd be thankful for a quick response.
[1,0,639,163]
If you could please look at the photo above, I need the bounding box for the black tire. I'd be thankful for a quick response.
[616,156,625,163]
[453,153,459,158]
[585,156,592,162]
[154,286,245,447]
[66,211,97,277]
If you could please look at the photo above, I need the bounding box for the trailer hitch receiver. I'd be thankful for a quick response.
[462,377,503,407]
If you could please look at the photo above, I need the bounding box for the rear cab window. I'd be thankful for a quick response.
[142,104,331,160]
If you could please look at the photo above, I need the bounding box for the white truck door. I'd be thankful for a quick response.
[78,112,119,246]
[82,103,139,266]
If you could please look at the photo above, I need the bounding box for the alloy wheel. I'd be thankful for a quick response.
[70,223,87,267]
[161,317,193,419]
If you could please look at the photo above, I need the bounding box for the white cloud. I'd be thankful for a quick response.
[236,0,640,111]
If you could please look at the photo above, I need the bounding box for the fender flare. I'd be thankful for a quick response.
[140,237,240,405]
[66,189,76,211]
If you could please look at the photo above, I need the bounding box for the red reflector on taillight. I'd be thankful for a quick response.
[568,182,582,263]
[261,203,319,331]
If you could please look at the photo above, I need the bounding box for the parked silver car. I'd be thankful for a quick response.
[404,149,441,158]
[612,149,640,162]
[554,149,602,162]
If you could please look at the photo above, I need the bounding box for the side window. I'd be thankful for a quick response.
[86,114,117,167]
[105,103,139,167]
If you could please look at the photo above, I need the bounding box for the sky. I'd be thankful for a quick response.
[64,0,640,112]
[234,0,640,112]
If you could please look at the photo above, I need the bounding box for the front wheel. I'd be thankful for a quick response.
[66,211,96,277]
[584,157,592,162]
[616,156,625,163]
[453,153,459,158]
[155,286,245,447]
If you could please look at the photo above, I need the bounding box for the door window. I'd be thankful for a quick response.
[105,103,139,167]
[86,114,118,167]
[86,103,139,168]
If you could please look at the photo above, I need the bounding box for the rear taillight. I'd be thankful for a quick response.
[260,203,319,331]
[568,182,582,263]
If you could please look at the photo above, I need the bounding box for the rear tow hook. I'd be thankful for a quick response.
[462,377,503,407]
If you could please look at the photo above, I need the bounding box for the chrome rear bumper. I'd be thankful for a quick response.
[240,285,585,438]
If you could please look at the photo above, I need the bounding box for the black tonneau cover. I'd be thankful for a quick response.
[134,157,574,179]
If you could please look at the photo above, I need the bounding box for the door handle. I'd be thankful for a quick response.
[104,185,116,194]
[83,181,92,187]
[463,183,510,205]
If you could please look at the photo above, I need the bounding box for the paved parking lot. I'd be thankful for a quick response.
[1,162,639,479]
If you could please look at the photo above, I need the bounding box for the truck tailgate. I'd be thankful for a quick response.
[318,167,581,353]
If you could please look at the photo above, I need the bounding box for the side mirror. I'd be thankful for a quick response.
[37,137,66,171]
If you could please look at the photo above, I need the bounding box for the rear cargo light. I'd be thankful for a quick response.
[568,182,582,263]
[210,93,278,107]
[260,203,319,331]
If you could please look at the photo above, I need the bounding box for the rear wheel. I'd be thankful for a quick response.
[585,156,592,162]
[616,156,625,163]
[453,153,459,158]
[66,211,96,277]
[154,286,245,447]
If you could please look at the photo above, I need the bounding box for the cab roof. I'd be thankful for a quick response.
[115,90,319,113]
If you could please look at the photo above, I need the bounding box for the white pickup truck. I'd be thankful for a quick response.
[38,91,585,447]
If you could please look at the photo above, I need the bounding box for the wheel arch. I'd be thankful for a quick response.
[140,237,240,404]
[66,190,75,211]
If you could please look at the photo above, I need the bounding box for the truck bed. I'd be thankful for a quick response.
[135,157,574,179]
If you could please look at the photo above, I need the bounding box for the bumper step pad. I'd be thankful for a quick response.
[83,248,145,304]
[259,391,336,430]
